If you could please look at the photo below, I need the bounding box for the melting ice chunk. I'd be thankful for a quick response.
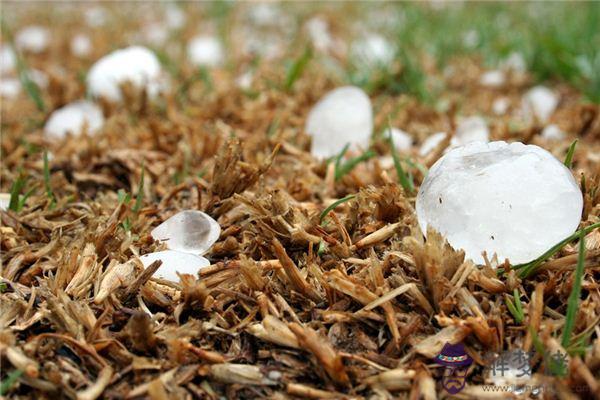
[139,250,210,282]
[44,100,104,139]
[151,210,221,255]
[416,141,583,264]
[87,46,164,102]
[419,132,448,157]
[306,86,373,159]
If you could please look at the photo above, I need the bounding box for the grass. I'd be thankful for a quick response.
[43,151,56,208]
[387,122,414,194]
[511,221,600,278]
[319,194,355,224]
[505,289,525,324]
[284,47,312,91]
[132,164,145,213]
[561,230,585,350]
[334,149,376,181]
[0,369,23,395]
[8,173,34,212]
[564,140,578,168]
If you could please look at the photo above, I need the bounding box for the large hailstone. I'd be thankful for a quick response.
[306,86,373,159]
[187,36,224,67]
[140,250,210,282]
[416,141,582,264]
[44,101,104,139]
[151,210,221,255]
[87,46,164,102]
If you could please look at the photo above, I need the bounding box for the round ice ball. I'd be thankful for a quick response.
[87,46,164,102]
[306,86,373,159]
[416,141,583,264]
[44,101,104,140]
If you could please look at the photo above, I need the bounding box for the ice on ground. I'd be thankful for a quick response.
[0,78,21,99]
[71,34,92,57]
[85,6,108,27]
[151,210,221,255]
[452,116,489,146]
[87,46,164,101]
[492,97,510,115]
[143,23,169,46]
[15,26,50,53]
[385,127,412,151]
[306,86,373,159]
[236,71,253,90]
[44,101,104,139]
[0,193,10,211]
[541,124,566,141]
[187,35,224,67]
[416,141,583,265]
[0,46,16,74]
[502,51,527,73]
[165,4,186,29]
[305,17,334,53]
[419,132,448,156]
[139,250,210,282]
[522,85,559,123]
[479,70,505,87]
[351,34,395,67]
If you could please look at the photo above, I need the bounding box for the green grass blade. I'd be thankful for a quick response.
[0,369,23,395]
[43,151,56,208]
[505,297,522,324]
[8,174,27,212]
[513,289,524,321]
[561,230,585,349]
[335,149,376,181]
[132,164,145,213]
[564,139,578,168]
[284,47,312,91]
[320,194,356,224]
[388,127,414,194]
[513,221,600,278]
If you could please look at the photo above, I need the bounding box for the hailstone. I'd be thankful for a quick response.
[416,141,583,264]
[44,101,104,139]
[419,132,448,157]
[15,26,50,53]
[351,34,395,67]
[541,124,565,141]
[522,86,559,123]
[385,127,412,151]
[139,250,210,282]
[452,116,489,146]
[71,34,92,57]
[306,86,373,159]
[87,46,164,102]
[479,70,505,87]
[0,45,16,74]
[187,36,224,67]
[151,210,221,255]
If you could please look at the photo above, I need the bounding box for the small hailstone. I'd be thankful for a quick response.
[419,132,448,156]
[15,26,50,53]
[165,4,186,29]
[0,193,10,211]
[416,141,583,264]
[351,34,395,67]
[541,124,566,141]
[236,70,253,90]
[44,100,104,140]
[306,86,373,159]
[0,78,21,99]
[249,3,282,26]
[84,6,108,27]
[151,210,221,255]
[503,51,527,73]
[452,116,489,146]
[305,17,334,53]
[71,34,92,57]
[385,127,412,151]
[87,46,164,102]
[492,97,510,115]
[522,86,559,123]
[139,250,210,282]
[0,45,16,74]
[187,36,224,67]
[142,22,169,46]
[28,69,49,89]
[479,70,505,87]
[462,29,479,48]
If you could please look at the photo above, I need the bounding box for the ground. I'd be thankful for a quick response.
[1,2,600,399]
